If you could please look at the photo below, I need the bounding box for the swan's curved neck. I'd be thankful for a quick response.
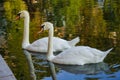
[22,14,30,48]
[47,26,55,61]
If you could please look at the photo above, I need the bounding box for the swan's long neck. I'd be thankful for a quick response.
[47,26,55,61]
[22,14,30,49]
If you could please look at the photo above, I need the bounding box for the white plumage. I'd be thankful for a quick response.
[16,10,80,52]
[26,37,79,52]
[41,22,113,65]
[51,46,113,65]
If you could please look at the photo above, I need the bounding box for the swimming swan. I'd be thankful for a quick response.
[16,10,80,52]
[40,22,113,65]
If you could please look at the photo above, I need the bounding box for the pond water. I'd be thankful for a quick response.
[0,0,120,80]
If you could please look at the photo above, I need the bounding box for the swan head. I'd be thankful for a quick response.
[16,10,29,20]
[39,22,53,33]
[41,22,53,30]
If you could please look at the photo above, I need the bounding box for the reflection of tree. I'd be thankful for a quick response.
[48,0,108,40]
[105,52,120,64]
[104,0,120,37]
[4,0,27,20]
[30,8,45,40]
[52,0,119,48]
[103,0,120,51]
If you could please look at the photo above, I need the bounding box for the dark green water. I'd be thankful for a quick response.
[0,0,120,80]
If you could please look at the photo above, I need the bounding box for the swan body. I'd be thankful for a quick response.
[41,22,113,65]
[51,46,113,65]
[16,10,80,52]
[26,37,79,52]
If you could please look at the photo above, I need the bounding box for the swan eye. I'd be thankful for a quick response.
[41,25,45,28]
[17,13,21,16]
[16,13,21,20]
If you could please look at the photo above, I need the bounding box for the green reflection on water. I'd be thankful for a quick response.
[0,0,120,80]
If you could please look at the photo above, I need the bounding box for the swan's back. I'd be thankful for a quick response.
[26,37,71,52]
[52,46,112,65]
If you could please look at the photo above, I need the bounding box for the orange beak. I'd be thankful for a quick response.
[15,16,20,20]
[37,28,44,34]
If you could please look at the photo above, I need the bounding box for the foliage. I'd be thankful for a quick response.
[4,0,27,21]
[49,0,109,39]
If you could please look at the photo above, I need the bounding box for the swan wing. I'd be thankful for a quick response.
[26,37,71,52]
[67,37,80,47]
[26,37,48,52]
[52,37,71,51]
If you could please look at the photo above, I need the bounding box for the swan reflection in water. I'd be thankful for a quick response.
[44,62,120,80]
[55,62,109,75]
[44,62,109,80]
[23,50,36,80]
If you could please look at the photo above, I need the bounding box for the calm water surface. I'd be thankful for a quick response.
[0,0,120,80]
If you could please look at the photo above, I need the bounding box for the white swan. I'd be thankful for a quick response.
[40,22,113,65]
[16,10,80,52]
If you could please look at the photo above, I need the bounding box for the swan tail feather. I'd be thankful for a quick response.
[105,48,113,54]
[68,37,80,47]
[101,48,113,61]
